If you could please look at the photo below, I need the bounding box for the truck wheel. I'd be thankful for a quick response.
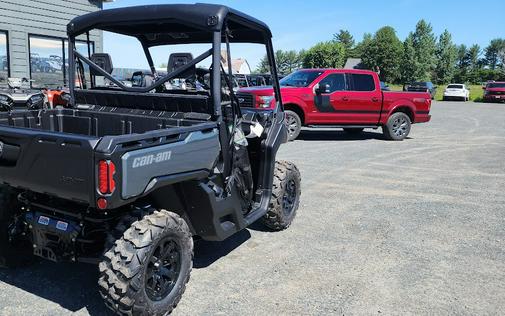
[285,110,301,141]
[262,161,301,231]
[0,186,35,268]
[99,210,193,316]
[383,112,411,141]
[343,128,364,134]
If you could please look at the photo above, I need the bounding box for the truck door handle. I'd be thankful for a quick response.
[372,97,379,102]
[342,97,349,101]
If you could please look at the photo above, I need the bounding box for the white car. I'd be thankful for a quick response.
[443,84,470,101]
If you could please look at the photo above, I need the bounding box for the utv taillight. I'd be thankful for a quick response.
[98,160,116,195]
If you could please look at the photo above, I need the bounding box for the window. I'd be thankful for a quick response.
[349,74,375,91]
[29,36,64,88]
[280,70,323,87]
[30,35,94,88]
[319,74,346,93]
[0,31,8,87]
[447,84,464,89]
[64,40,95,86]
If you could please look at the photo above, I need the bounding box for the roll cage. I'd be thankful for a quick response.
[66,3,283,119]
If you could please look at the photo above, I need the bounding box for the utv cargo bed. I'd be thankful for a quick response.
[0,107,219,206]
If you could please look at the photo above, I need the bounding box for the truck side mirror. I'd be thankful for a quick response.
[314,83,330,94]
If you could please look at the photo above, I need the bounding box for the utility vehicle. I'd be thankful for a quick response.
[0,77,45,111]
[0,4,301,315]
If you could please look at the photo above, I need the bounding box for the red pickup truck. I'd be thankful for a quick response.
[237,69,431,141]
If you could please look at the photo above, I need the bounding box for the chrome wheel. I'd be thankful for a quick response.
[286,113,299,137]
[392,116,409,137]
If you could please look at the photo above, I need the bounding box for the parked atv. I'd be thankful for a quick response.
[0,78,45,111]
[0,4,301,315]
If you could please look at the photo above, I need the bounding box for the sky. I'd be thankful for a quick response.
[103,0,505,70]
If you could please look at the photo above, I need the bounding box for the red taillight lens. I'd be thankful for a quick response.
[98,160,116,195]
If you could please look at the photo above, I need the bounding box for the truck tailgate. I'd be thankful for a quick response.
[0,126,98,203]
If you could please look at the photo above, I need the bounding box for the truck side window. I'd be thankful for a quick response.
[319,74,346,93]
[349,74,375,92]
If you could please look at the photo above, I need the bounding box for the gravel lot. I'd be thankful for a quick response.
[1,101,504,315]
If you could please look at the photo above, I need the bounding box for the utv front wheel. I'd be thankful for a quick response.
[262,161,301,231]
[99,210,193,316]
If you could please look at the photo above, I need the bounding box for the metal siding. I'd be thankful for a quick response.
[0,0,103,79]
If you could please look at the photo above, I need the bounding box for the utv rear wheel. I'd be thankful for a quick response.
[285,110,302,141]
[383,112,411,141]
[99,210,193,316]
[262,161,301,231]
[0,186,35,268]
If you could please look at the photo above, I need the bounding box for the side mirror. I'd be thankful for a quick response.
[315,83,330,94]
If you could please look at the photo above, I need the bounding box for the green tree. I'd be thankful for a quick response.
[484,39,505,69]
[255,50,305,75]
[465,44,482,84]
[303,41,346,69]
[354,33,373,58]
[454,44,469,83]
[412,20,437,81]
[276,50,304,75]
[434,30,457,84]
[467,44,481,69]
[401,33,417,84]
[334,29,355,58]
[255,56,270,74]
[361,26,403,83]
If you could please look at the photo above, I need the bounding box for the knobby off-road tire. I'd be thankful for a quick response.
[383,112,412,141]
[0,185,35,268]
[285,110,302,141]
[99,210,193,316]
[262,161,301,231]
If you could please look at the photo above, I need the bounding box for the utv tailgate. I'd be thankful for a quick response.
[0,126,98,203]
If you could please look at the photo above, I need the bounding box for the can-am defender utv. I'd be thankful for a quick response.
[0,4,301,315]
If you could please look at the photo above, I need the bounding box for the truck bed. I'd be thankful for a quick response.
[0,107,219,206]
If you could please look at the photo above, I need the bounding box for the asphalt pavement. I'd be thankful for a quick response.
[0,100,504,315]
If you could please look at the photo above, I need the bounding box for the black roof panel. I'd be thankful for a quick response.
[67,3,271,45]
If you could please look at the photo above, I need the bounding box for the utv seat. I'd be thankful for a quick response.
[90,53,113,75]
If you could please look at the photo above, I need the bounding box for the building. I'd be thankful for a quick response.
[0,0,108,88]
[344,58,364,70]
[220,50,251,75]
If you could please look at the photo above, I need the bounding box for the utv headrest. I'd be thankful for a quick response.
[167,53,194,78]
[90,53,113,75]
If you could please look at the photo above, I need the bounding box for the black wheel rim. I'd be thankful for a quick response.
[286,114,299,138]
[391,116,409,137]
[282,179,297,217]
[145,238,181,301]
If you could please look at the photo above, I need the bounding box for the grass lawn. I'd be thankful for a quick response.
[386,84,484,101]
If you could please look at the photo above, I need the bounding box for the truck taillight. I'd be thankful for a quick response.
[98,160,116,195]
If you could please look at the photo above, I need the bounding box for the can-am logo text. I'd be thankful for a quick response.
[132,151,172,168]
